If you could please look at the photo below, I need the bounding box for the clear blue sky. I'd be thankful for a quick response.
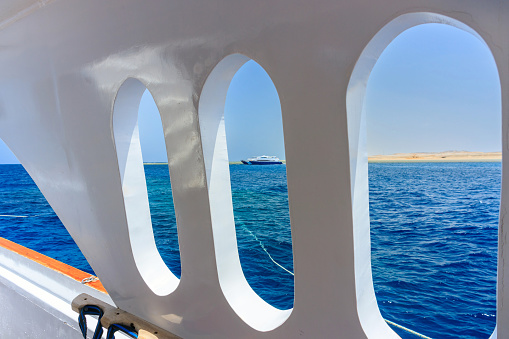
[138,90,167,163]
[366,24,501,155]
[224,61,285,162]
[0,23,501,163]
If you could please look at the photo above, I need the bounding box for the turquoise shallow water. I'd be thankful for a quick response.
[0,162,499,338]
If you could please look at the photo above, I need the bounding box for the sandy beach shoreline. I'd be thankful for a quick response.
[368,151,501,163]
[144,152,500,165]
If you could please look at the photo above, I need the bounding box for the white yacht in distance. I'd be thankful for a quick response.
[241,155,283,165]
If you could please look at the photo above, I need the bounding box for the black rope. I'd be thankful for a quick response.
[78,305,104,339]
[106,323,138,339]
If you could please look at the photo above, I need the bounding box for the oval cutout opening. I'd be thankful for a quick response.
[225,60,293,310]
[366,24,500,338]
[138,90,181,278]
[199,54,293,331]
[347,13,500,339]
[113,78,180,296]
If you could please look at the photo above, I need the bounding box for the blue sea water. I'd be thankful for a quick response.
[230,165,294,309]
[0,162,499,338]
[145,164,181,277]
[369,162,498,338]
[0,164,93,273]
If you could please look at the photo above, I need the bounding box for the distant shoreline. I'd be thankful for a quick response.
[368,151,501,163]
[144,153,501,165]
[144,161,287,165]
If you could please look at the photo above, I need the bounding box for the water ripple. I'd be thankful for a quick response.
[0,162,499,337]
[370,162,498,338]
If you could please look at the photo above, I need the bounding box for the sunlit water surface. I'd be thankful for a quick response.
[0,162,499,338]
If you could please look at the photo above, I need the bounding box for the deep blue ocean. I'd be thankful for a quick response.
[0,162,499,338]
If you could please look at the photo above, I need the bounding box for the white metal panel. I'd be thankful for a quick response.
[0,0,506,338]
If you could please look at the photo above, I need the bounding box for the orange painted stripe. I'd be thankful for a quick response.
[0,237,107,294]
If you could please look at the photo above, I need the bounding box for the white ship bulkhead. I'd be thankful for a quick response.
[0,0,507,338]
